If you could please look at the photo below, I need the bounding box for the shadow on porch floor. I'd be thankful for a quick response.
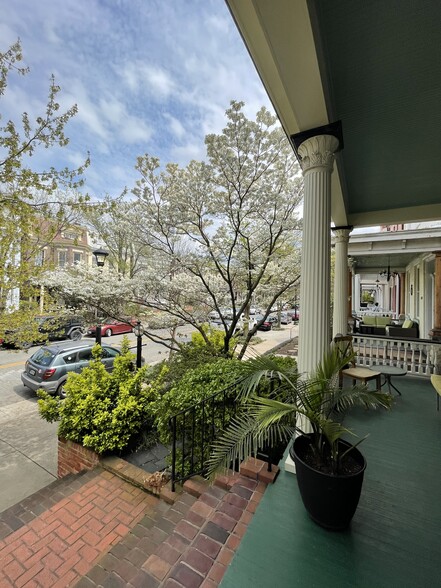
[221,375,441,588]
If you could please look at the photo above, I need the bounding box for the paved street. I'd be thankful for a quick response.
[0,324,295,513]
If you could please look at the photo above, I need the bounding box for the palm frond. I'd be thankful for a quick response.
[209,345,393,476]
[207,413,277,477]
[247,395,300,429]
[236,355,299,401]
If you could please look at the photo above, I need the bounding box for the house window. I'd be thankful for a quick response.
[73,251,82,264]
[58,250,67,267]
[62,231,78,240]
[35,249,45,266]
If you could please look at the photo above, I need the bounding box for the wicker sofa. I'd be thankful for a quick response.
[358,316,419,338]
[358,315,393,336]
[385,319,419,339]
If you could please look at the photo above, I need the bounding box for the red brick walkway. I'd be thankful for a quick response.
[0,459,277,587]
[0,469,158,587]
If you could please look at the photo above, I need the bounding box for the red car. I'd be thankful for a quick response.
[87,319,135,338]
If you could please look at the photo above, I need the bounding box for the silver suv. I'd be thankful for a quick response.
[21,341,122,398]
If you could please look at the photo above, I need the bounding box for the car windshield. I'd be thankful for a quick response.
[31,348,55,366]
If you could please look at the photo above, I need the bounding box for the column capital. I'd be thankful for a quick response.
[332,225,353,243]
[296,134,340,173]
[291,121,343,174]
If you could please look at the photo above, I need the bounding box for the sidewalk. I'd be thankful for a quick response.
[0,458,275,587]
[243,324,297,358]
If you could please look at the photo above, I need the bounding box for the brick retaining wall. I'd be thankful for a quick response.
[57,437,100,478]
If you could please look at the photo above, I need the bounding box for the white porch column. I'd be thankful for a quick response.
[354,273,361,313]
[296,134,340,376]
[284,131,340,475]
[332,227,352,337]
[384,282,391,312]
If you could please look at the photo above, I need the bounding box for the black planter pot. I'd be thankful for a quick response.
[290,434,367,531]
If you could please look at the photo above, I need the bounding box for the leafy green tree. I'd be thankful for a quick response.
[0,40,89,316]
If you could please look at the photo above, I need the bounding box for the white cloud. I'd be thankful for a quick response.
[170,142,206,165]
[163,113,186,139]
[119,62,176,100]
[119,117,152,144]
[0,0,276,198]
[141,65,175,98]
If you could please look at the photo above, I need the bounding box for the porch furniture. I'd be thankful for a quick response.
[358,315,392,336]
[333,335,381,391]
[371,365,406,396]
[385,319,419,339]
[430,374,441,411]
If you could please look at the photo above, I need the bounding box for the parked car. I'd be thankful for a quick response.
[254,314,272,331]
[37,315,85,341]
[87,318,136,337]
[1,314,85,349]
[286,308,300,321]
[21,341,123,398]
[279,312,290,324]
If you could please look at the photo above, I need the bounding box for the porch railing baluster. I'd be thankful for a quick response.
[352,334,441,376]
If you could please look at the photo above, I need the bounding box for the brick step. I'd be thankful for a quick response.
[76,461,275,588]
[0,456,279,588]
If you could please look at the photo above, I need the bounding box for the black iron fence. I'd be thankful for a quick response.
[168,380,285,491]
[168,383,241,491]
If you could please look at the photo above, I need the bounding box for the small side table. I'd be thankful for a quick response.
[370,365,407,395]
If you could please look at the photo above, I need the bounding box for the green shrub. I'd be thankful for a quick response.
[38,339,160,454]
[191,324,237,356]
[148,338,233,397]
[150,355,297,476]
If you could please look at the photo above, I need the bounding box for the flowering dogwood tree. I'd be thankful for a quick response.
[44,102,302,357]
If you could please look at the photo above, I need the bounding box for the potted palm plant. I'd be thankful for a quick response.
[208,346,393,530]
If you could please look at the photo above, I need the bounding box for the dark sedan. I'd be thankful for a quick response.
[254,314,272,331]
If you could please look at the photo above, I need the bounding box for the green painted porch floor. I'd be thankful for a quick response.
[221,376,441,588]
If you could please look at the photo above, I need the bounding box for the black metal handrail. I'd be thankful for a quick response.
[168,376,286,491]
[168,382,242,491]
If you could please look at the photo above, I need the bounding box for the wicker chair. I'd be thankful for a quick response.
[333,334,381,391]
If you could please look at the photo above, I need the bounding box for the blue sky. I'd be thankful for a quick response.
[1,0,272,200]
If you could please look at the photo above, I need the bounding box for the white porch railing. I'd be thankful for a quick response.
[352,335,441,377]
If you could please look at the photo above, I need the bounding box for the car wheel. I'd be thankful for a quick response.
[105,328,112,337]
[70,330,82,341]
[20,342,32,350]
[57,381,67,399]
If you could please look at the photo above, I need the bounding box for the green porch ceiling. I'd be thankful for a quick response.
[226,0,441,226]
[314,0,441,216]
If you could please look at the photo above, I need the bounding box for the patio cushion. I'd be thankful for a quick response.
[360,316,392,327]
[376,316,392,327]
[402,319,413,329]
[363,316,377,326]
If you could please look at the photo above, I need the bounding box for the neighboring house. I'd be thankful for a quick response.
[346,224,441,339]
[1,220,93,312]
[34,220,93,269]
